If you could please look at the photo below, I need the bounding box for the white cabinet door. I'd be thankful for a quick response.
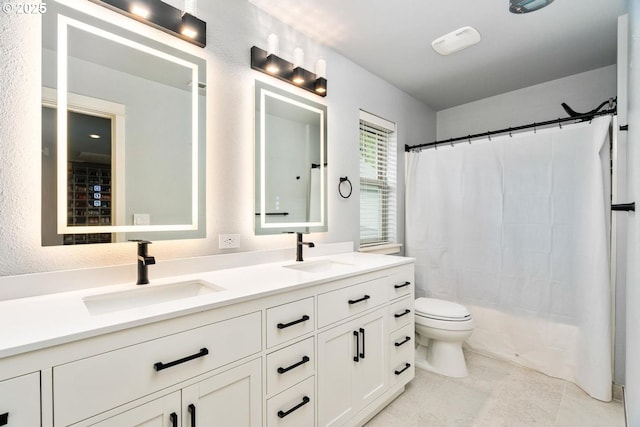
[0,372,41,427]
[317,309,387,427]
[317,322,356,427]
[88,392,180,427]
[182,358,262,427]
[353,311,386,409]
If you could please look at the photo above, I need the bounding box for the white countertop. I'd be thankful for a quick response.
[0,252,412,359]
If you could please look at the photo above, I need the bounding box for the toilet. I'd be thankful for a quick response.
[414,297,474,378]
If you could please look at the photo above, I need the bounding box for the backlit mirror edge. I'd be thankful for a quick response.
[255,80,328,233]
[54,13,201,235]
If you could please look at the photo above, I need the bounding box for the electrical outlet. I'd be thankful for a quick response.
[219,234,240,249]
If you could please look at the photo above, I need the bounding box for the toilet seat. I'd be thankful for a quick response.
[415,297,471,322]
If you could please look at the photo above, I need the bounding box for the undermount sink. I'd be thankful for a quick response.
[83,280,224,315]
[284,259,354,273]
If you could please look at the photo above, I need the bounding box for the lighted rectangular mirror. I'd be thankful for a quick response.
[254,80,328,235]
[41,1,206,245]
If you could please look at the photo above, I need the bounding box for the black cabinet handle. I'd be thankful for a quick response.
[277,315,310,329]
[394,309,411,318]
[394,281,411,289]
[188,404,196,427]
[277,396,310,418]
[0,413,7,426]
[348,295,370,305]
[394,336,411,347]
[394,363,411,375]
[154,348,209,371]
[169,412,178,427]
[359,328,365,359]
[278,356,310,374]
[353,330,360,362]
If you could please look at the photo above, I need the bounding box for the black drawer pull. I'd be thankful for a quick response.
[353,330,360,362]
[154,348,209,371]
[188,403,196,426]
[359,328,365,359]
[0,413,7,426]
[277,315,310,329]
[170,412,178,427]
[277,396,310,418]
[394,363,411,375]
[278,356,310,374]
[394,336,411,347]
[394,309,411,318]
[348,295,370,305]
[394,281,411,289]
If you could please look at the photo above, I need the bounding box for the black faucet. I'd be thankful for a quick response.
[296,232,315,262]
[130,240,155,285]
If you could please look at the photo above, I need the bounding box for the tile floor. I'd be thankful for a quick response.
[365,350,625,427]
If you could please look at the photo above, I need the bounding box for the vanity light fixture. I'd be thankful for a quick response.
[265,33,281,74]
[89,0,207,47]
[314,58,327,94]
[251,44,327,97]
[131,4,150,18]
[292,48,305,84]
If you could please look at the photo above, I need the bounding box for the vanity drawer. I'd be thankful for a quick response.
[0,372,41,427]
[267,376,315,427]
[317,277,387,328]
[53,311,261,427]
[266,337,314,397]
[267,297,314,348]
[388,295,413,330]
[390,323,415,386]
[388,267,414,300]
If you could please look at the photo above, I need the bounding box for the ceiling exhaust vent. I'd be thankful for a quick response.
[431,26,481,56]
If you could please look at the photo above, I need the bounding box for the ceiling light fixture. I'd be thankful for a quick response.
[509,0,554,14]
[431,26,481,56]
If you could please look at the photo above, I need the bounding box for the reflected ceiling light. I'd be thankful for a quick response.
[431,26,481,56]
[90,0,207,47]
[89,134,102,139]
[509,0,554,14]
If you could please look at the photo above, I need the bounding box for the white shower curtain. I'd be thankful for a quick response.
[406,116,613,401]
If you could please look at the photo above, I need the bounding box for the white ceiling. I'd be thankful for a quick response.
[248,0,628,110]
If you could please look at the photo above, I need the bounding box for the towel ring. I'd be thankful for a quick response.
[339,176,352,199]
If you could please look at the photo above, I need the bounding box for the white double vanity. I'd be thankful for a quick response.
[19,1,418,425]
[0,251,415,427]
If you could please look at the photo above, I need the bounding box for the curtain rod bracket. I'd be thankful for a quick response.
[612,202,635,212]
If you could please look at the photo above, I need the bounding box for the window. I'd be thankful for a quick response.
[359,111,397,247]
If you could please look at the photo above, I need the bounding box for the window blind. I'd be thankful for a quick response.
[359,111,397,247]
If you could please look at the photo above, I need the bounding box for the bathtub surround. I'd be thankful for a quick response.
[406,117,613,401]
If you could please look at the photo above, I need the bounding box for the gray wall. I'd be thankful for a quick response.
[0,0,436,277]
[436,65,617,140]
